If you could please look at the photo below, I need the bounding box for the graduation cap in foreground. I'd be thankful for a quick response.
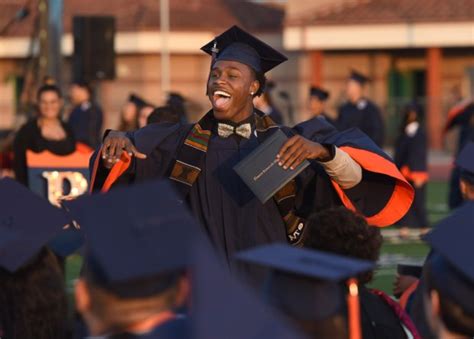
[235,243,375,339]
[64,180,200,298]
[191,240,307,339]
[455,141,474,184]
[309,86,330,101]
[423,201,474,316]
[349,70,370,85]
[0,178,69,272]
[201,25,287,74]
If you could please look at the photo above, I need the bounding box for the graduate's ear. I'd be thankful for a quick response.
[75,278,92,314]
[430,289,441,318]
[460,180,467,198]
[174,273,191,308]
[250,79,259,97]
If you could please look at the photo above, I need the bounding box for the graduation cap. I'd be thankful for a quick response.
[309,86,330,101]
[63,180,200,298]
[191,240,307,339]
[128,93,154,110]
[424,201,474,282]
[201,25,287,74]
[0,178,69,272]
[349,70,370,85]
[423,202,474,316]
[235,244,375,339]
[455,141,474,184]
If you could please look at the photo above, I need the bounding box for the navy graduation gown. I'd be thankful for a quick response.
[394,125,429,227]
[337,99,385,147]
[90,115,413,282]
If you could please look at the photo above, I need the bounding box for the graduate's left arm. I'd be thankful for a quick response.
[281,123,414,227]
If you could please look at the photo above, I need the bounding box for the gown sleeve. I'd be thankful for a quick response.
[89,122,188,192]
[293,118,414,227]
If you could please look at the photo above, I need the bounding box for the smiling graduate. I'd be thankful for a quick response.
[89,26,413,283]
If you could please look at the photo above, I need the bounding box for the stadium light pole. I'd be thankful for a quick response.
[160,0,170,101]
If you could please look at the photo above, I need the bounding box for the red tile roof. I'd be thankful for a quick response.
[286,0,474,26]
[0,0,283,37]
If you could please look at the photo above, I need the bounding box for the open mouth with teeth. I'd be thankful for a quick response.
[212,90,232,111]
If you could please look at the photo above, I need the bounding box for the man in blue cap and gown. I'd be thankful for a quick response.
[336,70,385,147]
[89,26,413,283]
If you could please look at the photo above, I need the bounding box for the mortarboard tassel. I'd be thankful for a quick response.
[211,40,219,62]
[347,278,362,339]
[205,40,219,96]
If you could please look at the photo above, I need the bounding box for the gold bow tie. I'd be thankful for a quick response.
[217,123,252,139]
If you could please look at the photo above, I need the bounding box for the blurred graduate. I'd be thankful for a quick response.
[236,243,374,339]
[66,180,194,338]
[253,80,284,125]
[444,99,474,209]
[308,86,335,125]
[336,71,385,147]
[68,81,103,149]
[303,207,419,339]
[0,178,69,339]
[394,104,429,236]
[422,202,474,338]
[90,26,413,281]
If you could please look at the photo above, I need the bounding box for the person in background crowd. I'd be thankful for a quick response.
[456,142,474,202]
[118,94,144,132]
[398,147,474,338]
[253,80,284,124]
[336,70,385,147]
[308,86,334,125]
[68,81,103,149]
[13,84,76,186]
[137,101,156,129]
[166,92,188,124]
[304,207,419,339]
[394,103,429,238]
[146,106,181,126]
[0,178,69,339]
[444,96,474,209]
[236,243,374,339]
[66,180,193,338]
[422,202,474,338]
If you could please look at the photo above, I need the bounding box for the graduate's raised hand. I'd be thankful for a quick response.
[102,130,147,169]
[277,135,331,170]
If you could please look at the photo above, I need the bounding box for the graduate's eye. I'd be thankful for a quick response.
[228,73,239,79]
[210,71,220,79]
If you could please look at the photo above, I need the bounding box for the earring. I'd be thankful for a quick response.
[250,92,254,96]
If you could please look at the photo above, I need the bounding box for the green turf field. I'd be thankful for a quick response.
[66,181,450,297]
